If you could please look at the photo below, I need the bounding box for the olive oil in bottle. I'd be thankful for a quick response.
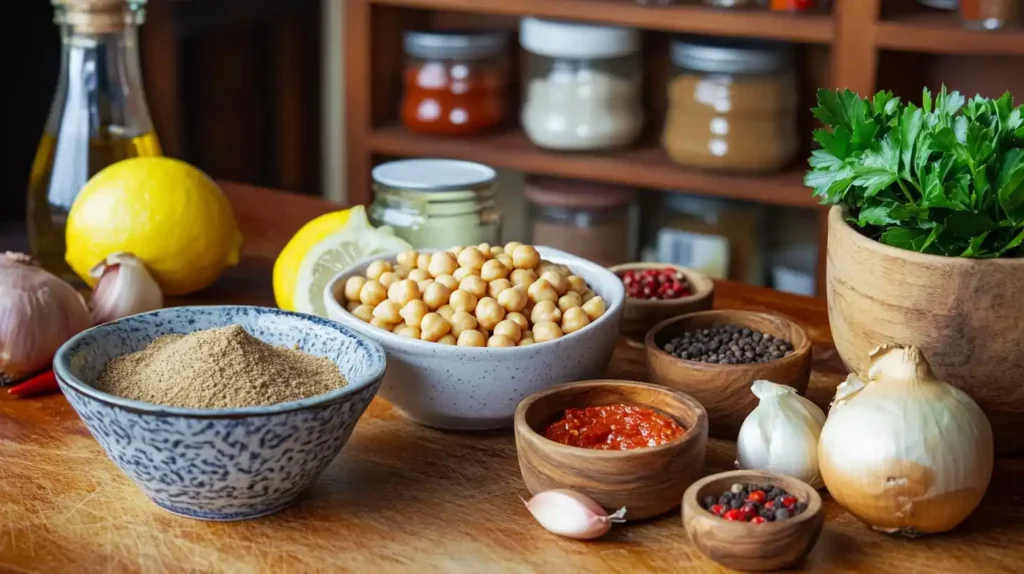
[28,0,162,281]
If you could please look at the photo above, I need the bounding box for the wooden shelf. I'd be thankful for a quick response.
[369,0,834,44]
[876,13,1024,56]
[368,126,819,209]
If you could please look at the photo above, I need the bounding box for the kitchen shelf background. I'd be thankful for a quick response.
[343,0,1024,295]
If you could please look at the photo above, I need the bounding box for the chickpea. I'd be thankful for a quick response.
[504,241,523,256]
[344,276,367,302]
[428,251,458,278]
[512,245,541,269]
[561,306,591,334]
[556,264,571,276]
[359,280,387,306]
[346,301,360,312]
[377,272,399,290]
[537,261,558,276]
[488,278,512,299]
[527,278,559,304]
[453,267,477,282]
[509,268,538,289]
[495,253,515,271]
[558,292,583,312]
[394,325,421,339]
[457,247,487,271]
[506,312,529,331]
[437,334,457,345]
[419,312,452,342]
[396,250,418,268]
[531,300,562,324]
[366,259,393,281]
[388,279,422,306]
[449,289,479,313]
[566,275,587,294]
[540,270,568,296]
[434,274,459,290]
[399,299,429,328]
[457,329,487,347]
[497,286,528,312]
[373,300,402,324]
[477,243,493,255]
[492,319,522,343]
[408,268,430,282]
[370,317,393,330]
[449,311,478,337]
[488,334,516,348]
[422,282,452,310]
[475,297,506,331]
[489,246,505,256]
[532,321,563,343]
[448,245,464,256]
[416,253,431,271]
[518,335,535,347]
[582,296,607,321]
[351,304,374,323]
[581,289,597,303]
[480,259,509,282]
[521,329,533,341]
[459,275,488,298]
[437,304,456,321]
[417,279,435,292]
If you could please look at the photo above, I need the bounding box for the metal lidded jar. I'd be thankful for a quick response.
[369,159,502,249]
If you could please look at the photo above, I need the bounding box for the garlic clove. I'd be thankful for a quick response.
[89,253,164,325]
[523,489,626,540]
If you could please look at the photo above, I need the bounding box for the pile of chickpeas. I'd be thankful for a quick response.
[338,242,608,347]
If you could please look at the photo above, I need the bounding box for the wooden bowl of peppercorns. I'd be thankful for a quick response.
[644,310,812,439]
[609,263,714,342]
[682,470,824,571]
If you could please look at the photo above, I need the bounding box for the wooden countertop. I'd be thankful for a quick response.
[1,183,1022,573]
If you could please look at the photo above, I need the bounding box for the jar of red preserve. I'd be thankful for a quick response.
[401,30,510,136]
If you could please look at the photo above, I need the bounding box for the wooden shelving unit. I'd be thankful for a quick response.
[343,0,1024,294]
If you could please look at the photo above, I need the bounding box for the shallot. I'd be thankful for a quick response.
[0,252,91,383]
[523,489,626,540]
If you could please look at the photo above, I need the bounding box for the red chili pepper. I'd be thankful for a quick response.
[8,370,59,398]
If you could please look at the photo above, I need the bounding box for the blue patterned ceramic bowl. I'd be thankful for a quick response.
[53,305,386,521]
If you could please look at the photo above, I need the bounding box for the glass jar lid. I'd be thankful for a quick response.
[403,30,509,61]
[520,18,641,59]
[670,35,793,75]
[524,177,636,209]
[372,159,497,193]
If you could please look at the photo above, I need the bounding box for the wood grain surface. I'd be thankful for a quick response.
[1,184,1023,573]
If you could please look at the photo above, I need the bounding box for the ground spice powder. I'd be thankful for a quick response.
[96,325,347,409]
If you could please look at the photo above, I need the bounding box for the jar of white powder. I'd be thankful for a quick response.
[519,18,644,151]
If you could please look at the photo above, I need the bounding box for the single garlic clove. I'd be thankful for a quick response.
[89,253,164,325]
[523,489,626,540]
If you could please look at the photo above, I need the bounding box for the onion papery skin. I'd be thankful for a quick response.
[818,350,993,535]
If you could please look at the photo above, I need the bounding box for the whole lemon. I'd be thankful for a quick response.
[272,208,353,311]
[65,157,242,296]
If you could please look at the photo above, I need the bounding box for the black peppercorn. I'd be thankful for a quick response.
[661,325,794,364]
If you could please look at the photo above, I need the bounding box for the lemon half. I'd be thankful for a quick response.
[273,209,354,311]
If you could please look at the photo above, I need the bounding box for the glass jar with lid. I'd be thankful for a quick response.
[520,18,644,151]
[369,159,502,249]
[401,30,510,136]
[662,36,798,173]
[524,177,638,267]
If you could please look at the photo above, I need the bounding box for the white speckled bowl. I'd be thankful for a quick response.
[323,247,625,430]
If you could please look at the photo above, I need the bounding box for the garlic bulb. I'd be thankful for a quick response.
[818,344,993,535]
[736,380,826,488]
[523,490,626,540]
[0,252,92,383]
[89,253,164,325]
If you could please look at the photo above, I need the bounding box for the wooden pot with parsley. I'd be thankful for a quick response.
[808,87,1024,455]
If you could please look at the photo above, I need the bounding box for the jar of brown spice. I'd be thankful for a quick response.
[524,178,637,267]
[662,36,799,173]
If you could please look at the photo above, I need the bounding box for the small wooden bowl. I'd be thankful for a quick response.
[645,310,812,439]
[514,380,708,521]
[682,470,824,572]
[608,263,715,341]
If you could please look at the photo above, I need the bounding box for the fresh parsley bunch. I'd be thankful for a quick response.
[805,86,1024,258]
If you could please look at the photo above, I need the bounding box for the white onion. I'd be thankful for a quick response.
[0,253,91,382]
[736,380,826,487]
[818,344,993,535]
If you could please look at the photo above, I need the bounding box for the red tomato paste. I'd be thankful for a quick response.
[543,404,686,450]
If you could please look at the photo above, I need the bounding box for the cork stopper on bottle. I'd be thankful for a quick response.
[56,0,145,34]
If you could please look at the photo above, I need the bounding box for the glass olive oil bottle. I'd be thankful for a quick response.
[28,0,161,280]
